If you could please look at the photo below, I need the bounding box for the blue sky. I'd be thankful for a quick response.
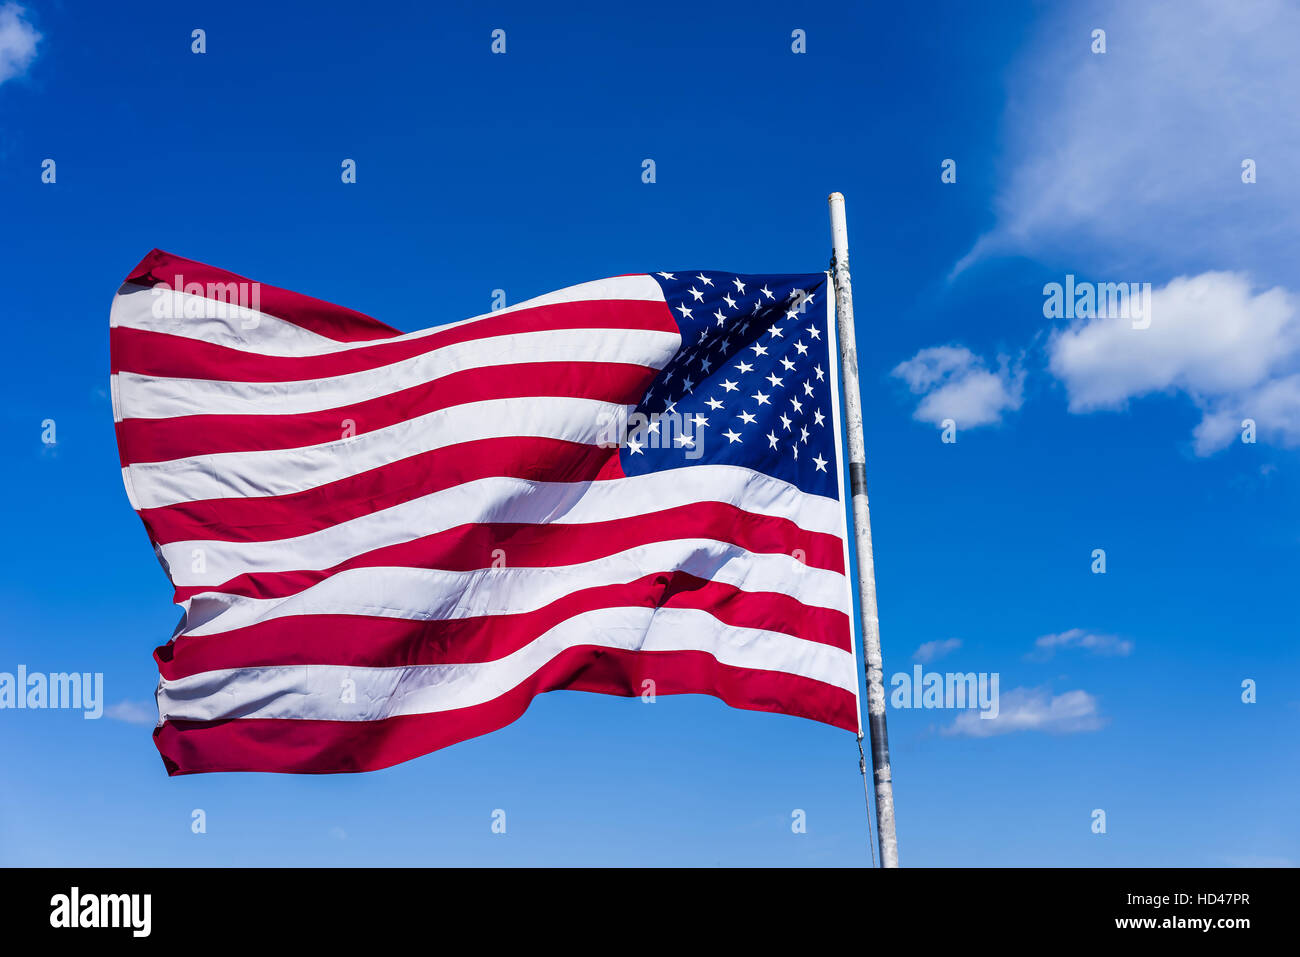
[1,0,1296,866]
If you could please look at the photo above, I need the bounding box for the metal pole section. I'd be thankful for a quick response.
[828,191,899,868]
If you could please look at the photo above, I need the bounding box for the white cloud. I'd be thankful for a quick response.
[1029,628,1133,661]
[955,0,1300,285]
[892,345,1024,428]
[0,4,40,85]
[913,638,961,664]
[105,700,156,725]
[1048,271,1300,453]
[942,0,1300,451]
[944,687,1104,738]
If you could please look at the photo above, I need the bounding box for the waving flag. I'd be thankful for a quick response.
[111,250,860,774]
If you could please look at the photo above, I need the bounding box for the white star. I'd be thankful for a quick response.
[674,434,694,448]
[648,418,661,433]
[767,324,784,338]
[720,379,739,392]
[723,294,737,309]
[692,414,709,428]
[734,360,754,373]
[779,413,792,431]
[663,401,677,414]
[813,409,825,426]
[814,364,825,381]
[800,426,809,444]
[705,397,724,410]
[732,277,746,294]
[688,287,704,302]
[760,285,774,300]
[803,380,814,397]
[766,430,779,449]
[675,303,693,319]
[628,438,644,454]
[813,454,827,472]
[656,272,675,279]
[750,342,769,357]
[790,396,803,413]
[786,307,800,320]
[737,410,757,425]
[804,292,815,306]
[793,340,809,356]
[780,357,796,371]
[807,324,821,340]
[714,309,726,324]
[752,390,770,406]
[791,444,799,460]
[696,274,713,286]
[723,429,742,444]
[766,372,783,388]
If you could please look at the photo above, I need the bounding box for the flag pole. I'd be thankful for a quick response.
[828,191,899,868]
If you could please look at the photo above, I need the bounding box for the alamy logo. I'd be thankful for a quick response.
[150,274,262,327]
[1042,274,1151,329]
[890,665,1000,719]
[49,887,151,937]
[596,408,705,460]
[0,666,103,718]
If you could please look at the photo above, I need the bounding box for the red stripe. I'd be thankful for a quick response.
[171,501,845,604]
[159,572,852,679]
[137,436,622,546]
[116,360,656,465]
[124,249,402,343]
[153,646,859,774]
[110,298,675,382]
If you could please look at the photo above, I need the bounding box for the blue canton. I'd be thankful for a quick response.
[620,271,839,499]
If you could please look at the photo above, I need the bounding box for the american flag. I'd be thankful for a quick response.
[111,250,860,774]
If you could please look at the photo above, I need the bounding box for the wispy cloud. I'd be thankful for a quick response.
[0,4,40,86]
[892,345,1024,428]
[913,638,961,664]
[954,0,1300,285]
[939,1,1300,451]
[944,687,1104,737]
[105,700,155,726]
[1028,628,1134,661]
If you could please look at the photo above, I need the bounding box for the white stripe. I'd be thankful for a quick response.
[478,275,666,318]
[161,465,845,586]
[179,537,849,637]
[114,325,679,421]
[125,395,625,510]
[112,283,346,357]
[112,274,667,358]
[158,606,857,722]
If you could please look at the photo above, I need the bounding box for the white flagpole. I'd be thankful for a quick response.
[828,192,899,868]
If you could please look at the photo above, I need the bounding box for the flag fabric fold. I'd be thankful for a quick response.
[110,250,860,774]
